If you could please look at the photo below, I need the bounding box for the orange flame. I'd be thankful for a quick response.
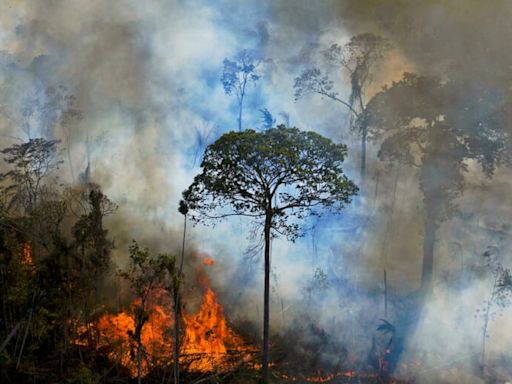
[203,256,215,266]
[18,242,36,274]
[78,255,254,377]
[181,287,250,371]
[89,292,174,376]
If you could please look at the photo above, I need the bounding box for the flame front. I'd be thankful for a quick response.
[80,273,254,377]
[181,287,250,372]
[90,296,173,376]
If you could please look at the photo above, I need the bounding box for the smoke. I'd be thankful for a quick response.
[1,0,512,381]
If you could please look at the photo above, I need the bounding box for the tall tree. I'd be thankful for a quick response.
[359,73,510,294]
[182,126,358,383]
[221,49,261,132]
[171,200,188,384]
[294,33,391,180]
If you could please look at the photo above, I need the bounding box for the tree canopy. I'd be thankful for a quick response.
[359,72,510,221]
[183,125,358,240]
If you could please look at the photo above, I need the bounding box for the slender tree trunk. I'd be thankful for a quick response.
[0,322,20,353]
[16,289,36,369]
[383,269,388,319]
[137,342,142,384]
[481,277,497,375]
[421,212,437,295]
[481,299,491,375]
[174,213,186,384]
[173,294,180,384]
[262,208,272,384]
[238,98,243,132]
[360,127,367,182]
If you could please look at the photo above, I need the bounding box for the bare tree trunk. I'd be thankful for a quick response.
[16,290,37,369]
[238,99,243,132]
[174,213,186,384]
[383,269,388,319]
[173,294,180,384]
[0,322,20,353]
[137,343,142,384]
[361,127,367,182]
[481,277,498,375]
[421,212,437,295]
[262,208,272,384]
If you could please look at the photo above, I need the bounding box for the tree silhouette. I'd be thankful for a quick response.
[360,73,510,293]
[182,125,357,383]
[221,49,260,132]
[294,33,391,180]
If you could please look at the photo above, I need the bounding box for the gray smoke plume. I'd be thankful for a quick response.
[1,1,512,381]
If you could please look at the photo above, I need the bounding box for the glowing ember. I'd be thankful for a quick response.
[278,370,359,383]
[203,256,215,266]
[20,242,33,267]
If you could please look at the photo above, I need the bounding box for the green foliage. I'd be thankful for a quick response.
[183,125,358,240]
[119,241,177,381]
[65,364,100,384]
[72,186,117,273]
[0,138,120,379]
[178,199,189,216]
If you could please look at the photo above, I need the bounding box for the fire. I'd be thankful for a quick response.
[181,287,251,372]
[90,291,173,376]
[278,370,359,383]
[19,242,36,274]
[78,255,255,377]
[20,243,32,265]
[203,256,215,266]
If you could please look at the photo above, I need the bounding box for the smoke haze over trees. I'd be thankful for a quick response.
[1,1,512,383]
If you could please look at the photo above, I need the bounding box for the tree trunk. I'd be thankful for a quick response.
[173,294,181,384]
[262,209,272,384]
[238,99,243,132]
[383,269,388,319]
[481,277,498,376]
[421,211,437,295]
[174,213,186,384]
[481,299,491,375]
[360,127,367,182]
[137,343,142,384]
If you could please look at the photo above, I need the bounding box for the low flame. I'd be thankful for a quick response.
[20,243,32,266]
[78,255,254,377]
